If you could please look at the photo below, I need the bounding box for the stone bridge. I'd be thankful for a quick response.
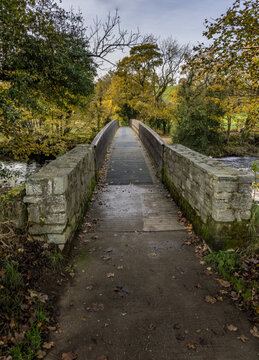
[24,120,254,251]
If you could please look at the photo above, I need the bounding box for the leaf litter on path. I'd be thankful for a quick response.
[205,295,217,304]
[237,334,249,342]
[106,272,114,278]
[61,351,78,360]
[226,324,238,332]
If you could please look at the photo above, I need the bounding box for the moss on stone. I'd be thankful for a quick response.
[162,167,250,250]
[63,176,96,254]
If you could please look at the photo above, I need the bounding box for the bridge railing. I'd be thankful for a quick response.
[130,119,254,250]
[130,119,165,169]
[92,119,119,172]
[24,120,119,251]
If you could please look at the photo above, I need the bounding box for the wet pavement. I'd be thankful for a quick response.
[46,127,258,360]
[106,127,154,185]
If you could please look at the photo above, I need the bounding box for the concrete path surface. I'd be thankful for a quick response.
[46,127,258,360]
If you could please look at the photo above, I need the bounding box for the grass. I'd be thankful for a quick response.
[48,251,64,270]
[9,322,42,360]
[205,250,259,313]
[161,86,177,104]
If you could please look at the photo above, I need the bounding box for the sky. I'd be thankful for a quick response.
[60,0,235,72]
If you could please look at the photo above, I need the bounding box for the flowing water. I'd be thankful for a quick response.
[214,156,259,173]
[215,156,259,202]
[0,160,41,187]
[1,156,258,199]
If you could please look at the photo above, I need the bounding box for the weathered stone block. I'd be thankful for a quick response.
[26,183,42,196]
[45,203,67,214]
[212,209,235,222]
[28,205,40,223]
[53,176,68,195]
[44,213,67,224]
[23,195,43,204]
[47,233,69,245]
[29,223,67,234]
[214,178,238,192]
[231,194,253,209]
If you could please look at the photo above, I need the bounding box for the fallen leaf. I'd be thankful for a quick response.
[186,343,196,350]
[217,296,223,302]
[227,324,238,332]
[237,334,249,343]
[10,319,15,329]
[151,252,157,257]
[148,323,156,330]
[106,273,114,278]
[14,331,25,344]
[204,269,213,276]
[250,326,259,338]
[101,255,111,261]
[92,303,104,312]
[205,295,217,304]
[62,352,78,360]
[184,241,192,246]
[81,317,87,321]
[48,326,57,331]
[196,329,201,333]
[37,350,46,359]
[218,279,231,288]
[42,341,54,349]
[219,289,228,295]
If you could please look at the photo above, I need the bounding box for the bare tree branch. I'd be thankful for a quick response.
[156,37,190,100]
[87,9,154,67]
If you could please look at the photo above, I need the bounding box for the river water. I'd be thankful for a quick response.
[214,156,259,173]
[215,156,259,202]
[0,160,41,188]
[0,156,258,191]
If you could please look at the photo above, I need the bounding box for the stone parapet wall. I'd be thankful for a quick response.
[163,144,253,249]
[23,120,119,250]
[130,119,254,249]
[130,119,165,168]
[92,119,119,172]
[24,145,95,250]
[164,145,253,223]
[0,187,28,229]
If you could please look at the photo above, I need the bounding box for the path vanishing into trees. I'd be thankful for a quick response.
[46,127,258,360]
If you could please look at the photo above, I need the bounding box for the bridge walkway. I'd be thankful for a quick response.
[47,127,258,360]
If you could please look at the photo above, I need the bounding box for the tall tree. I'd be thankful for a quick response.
[0,0,96,137]
[192,0,258,95]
